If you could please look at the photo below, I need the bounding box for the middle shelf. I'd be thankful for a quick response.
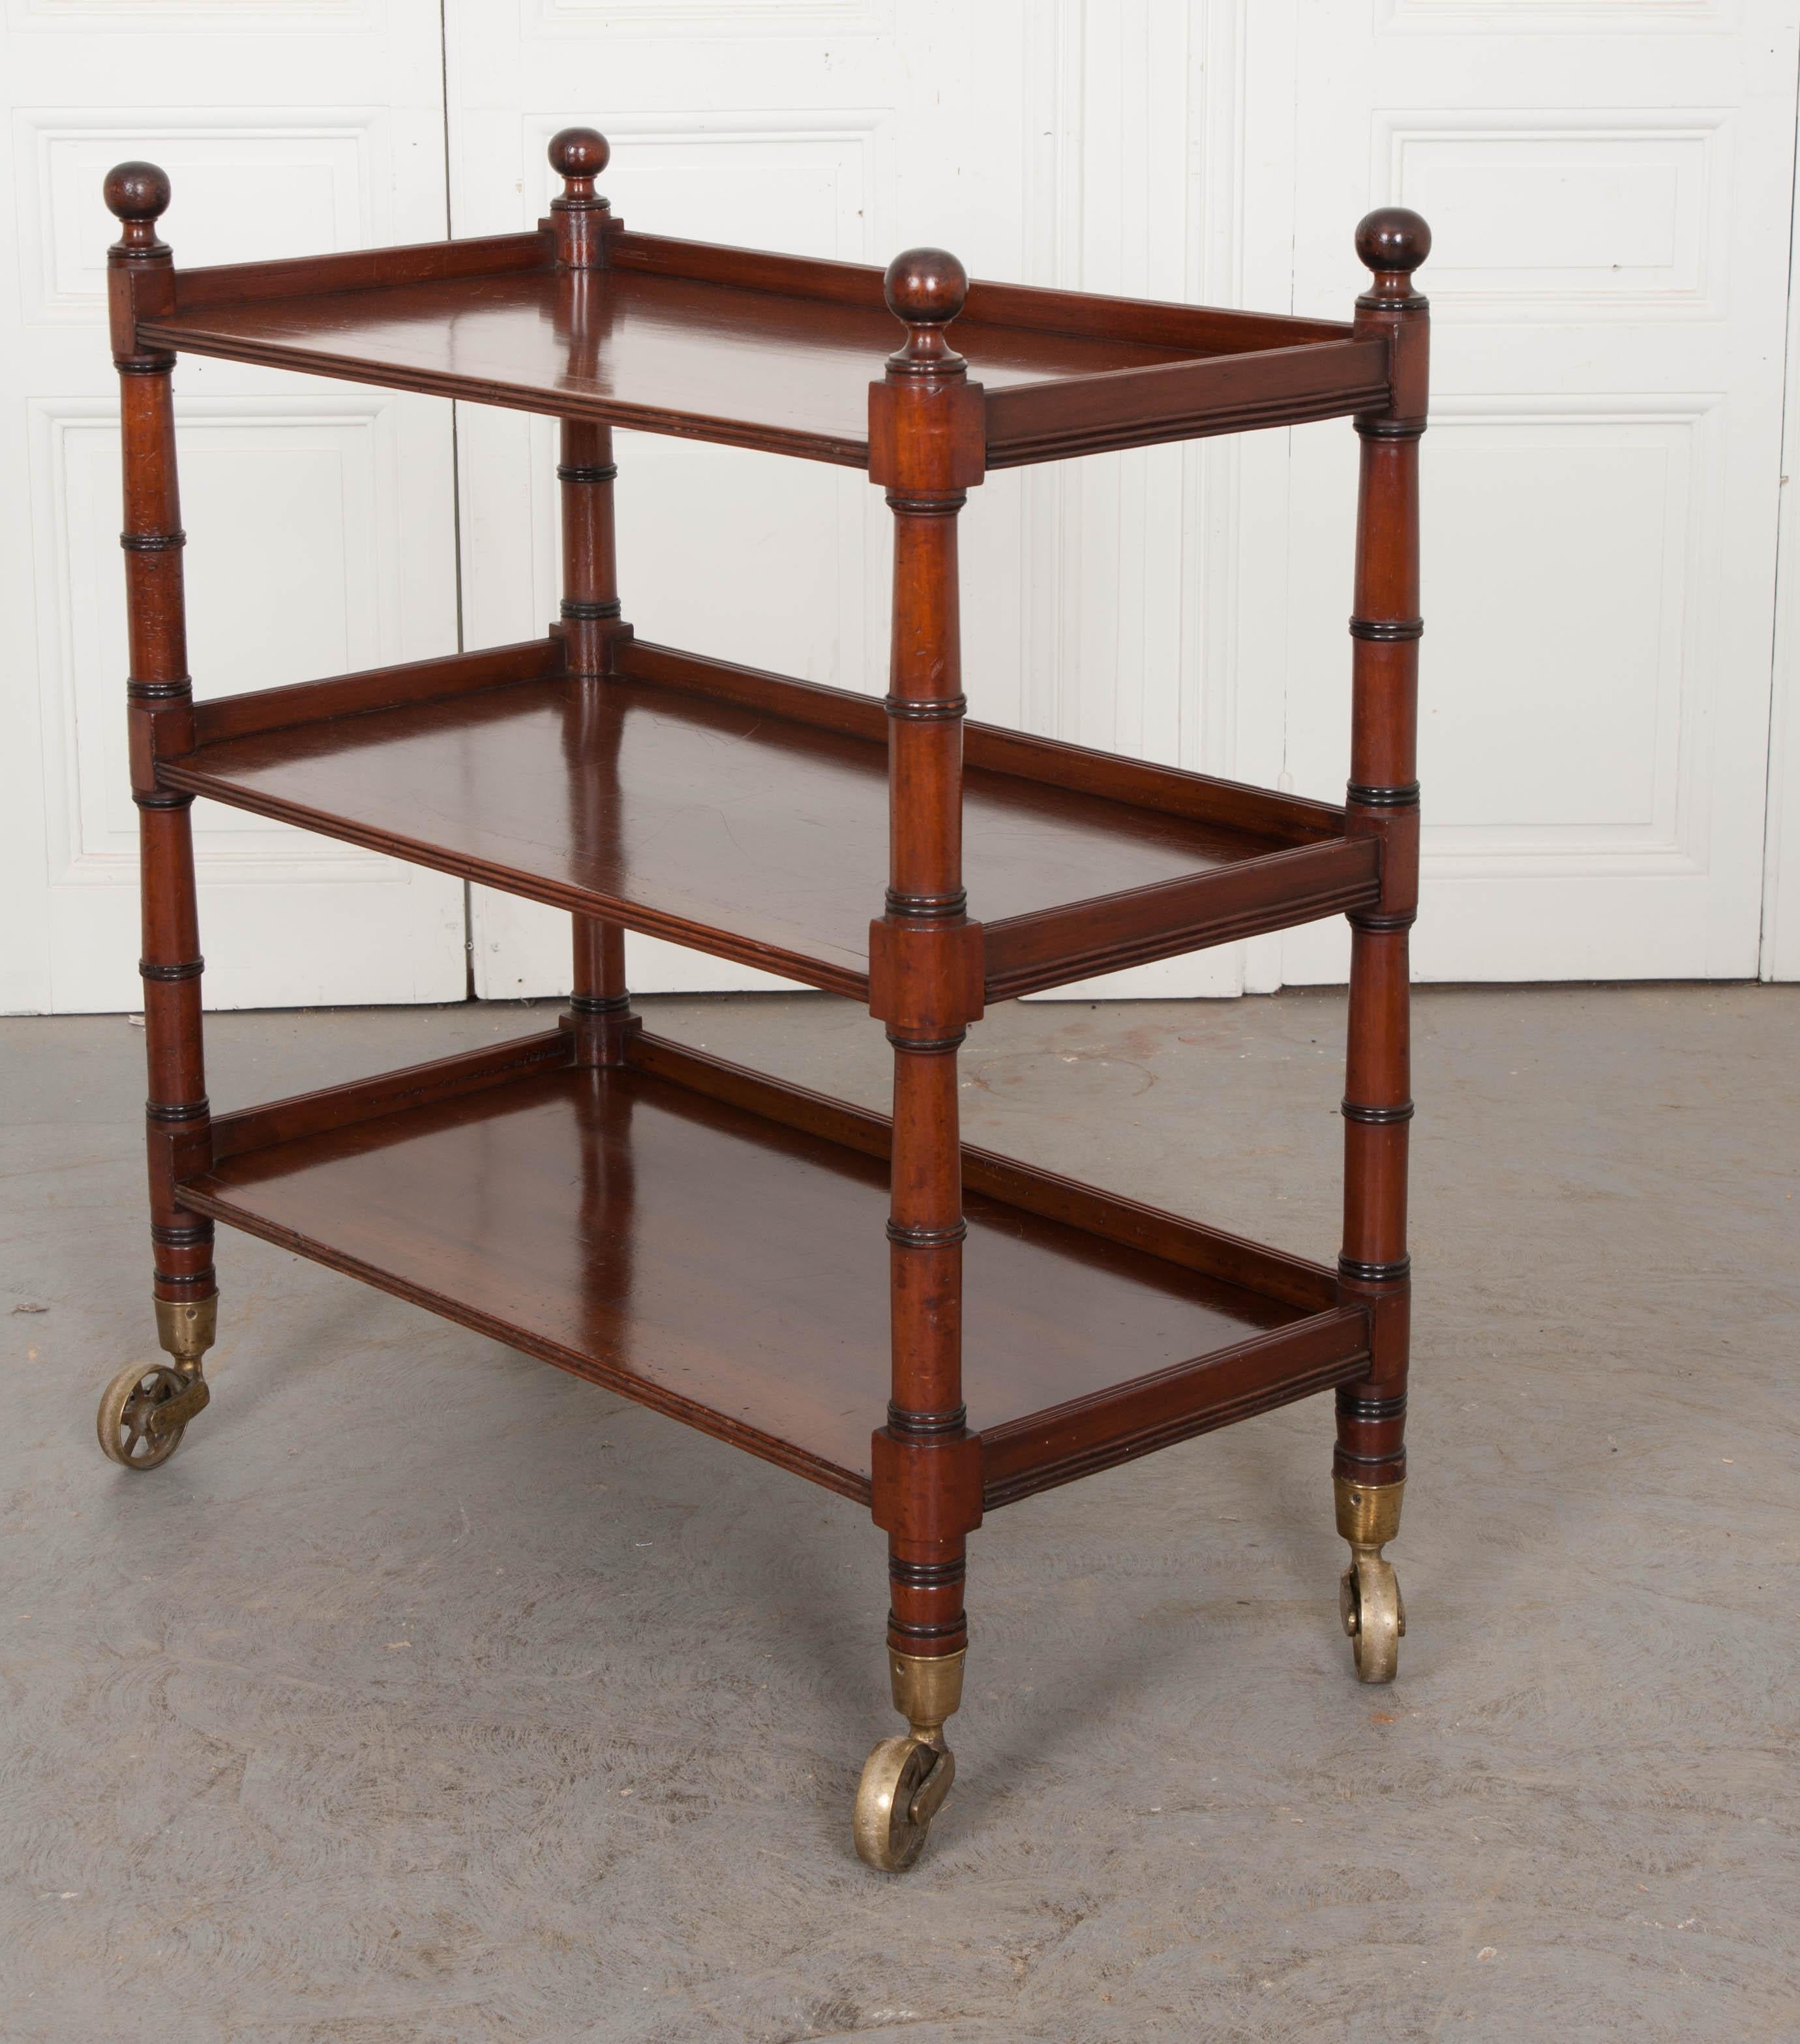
[159,635,1379,1002]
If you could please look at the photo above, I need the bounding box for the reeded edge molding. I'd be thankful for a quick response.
[557,463,618,484]
[138,958,203,982]
[120,529,186,552]
[1349,616,1422,643]
[560,597,622,621]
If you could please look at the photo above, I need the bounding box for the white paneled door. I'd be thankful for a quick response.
[0,0,464,1013]
[1276,0,1800,985]
[5,1,1798,1011]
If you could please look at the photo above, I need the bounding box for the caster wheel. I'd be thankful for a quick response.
[1340,1551,1405,1683]
[96,1362,207,1472]
[853,1734,953,1873]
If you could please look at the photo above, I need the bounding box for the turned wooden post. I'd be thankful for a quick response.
[549,126,636,1067]
[105,162,217,1376]
[1335,207,1430,1627]
[865,250,987,1723]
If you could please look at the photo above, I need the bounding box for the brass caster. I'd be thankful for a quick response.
[1340,1551,1405,1683]
[1335,1475,1405,1683]
[854,1733,953,1873]
[853,1645,965,1872]
[96,1361,209,1471]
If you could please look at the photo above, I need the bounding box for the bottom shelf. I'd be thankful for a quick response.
[180,1028,1370,1506]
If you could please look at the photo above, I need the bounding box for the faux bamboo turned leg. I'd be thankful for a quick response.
[107,164,218,1376]
[561,417,635,1066]
[548,128,636,1069]
[1336,207,1430,1683]
[855,250,987,1873]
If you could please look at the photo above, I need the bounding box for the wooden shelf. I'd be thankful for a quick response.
[128,227,1392,469]
[180,1027,1372,1507]
[160,634,1379,1001]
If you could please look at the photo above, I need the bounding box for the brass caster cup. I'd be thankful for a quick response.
[853,1648,965,1872]
[155,1293,217,1370]
[1335,1477,1405,1683]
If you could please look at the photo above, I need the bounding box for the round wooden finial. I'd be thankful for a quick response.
[548,128,611,269]
[104,160,171,225]
[884,247,968,376]
[548,127,610,183]
[1355,207,1431,277]
[884,246,968,327]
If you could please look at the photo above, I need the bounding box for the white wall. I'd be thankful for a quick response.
[3,0,1795,1010]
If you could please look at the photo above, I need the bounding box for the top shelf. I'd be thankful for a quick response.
[130,226,1392,470]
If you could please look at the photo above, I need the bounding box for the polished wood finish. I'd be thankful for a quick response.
[125,210,1394,471]
[106,164,215,1314]
[209,1028,575,1161]
[154,655,1377,1001]
[1336,209,1430,1496]
[107,140,1429,1828]
[552,143,637,1070]
[177,1034,1366,1508]
[189,637,561,747]
[870,250,982,1659]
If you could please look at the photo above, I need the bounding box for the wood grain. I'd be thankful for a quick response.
[160,661,1366,1001]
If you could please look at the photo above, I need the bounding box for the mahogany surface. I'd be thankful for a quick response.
[136,250,1387,468]
[141,267,1193,466]
[160,668,1366,996]
[181,1054,1320,1500]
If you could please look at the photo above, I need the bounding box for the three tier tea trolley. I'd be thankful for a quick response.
[97,132,1430,1871]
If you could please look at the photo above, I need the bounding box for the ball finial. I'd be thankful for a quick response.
[1355,207,1431,276]
[104,161,171,225]
[884,247,968,327]
[548,128,610,182]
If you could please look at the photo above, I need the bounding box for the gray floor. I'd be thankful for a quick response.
[1,984,1795,2043]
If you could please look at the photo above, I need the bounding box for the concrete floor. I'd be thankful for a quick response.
[1,983,1795,2043]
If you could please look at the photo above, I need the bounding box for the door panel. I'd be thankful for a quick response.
[1276,0,1799,983]
[0,3,466,1012]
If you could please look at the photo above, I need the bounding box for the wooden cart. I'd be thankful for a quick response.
[96,133,1429,1872]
